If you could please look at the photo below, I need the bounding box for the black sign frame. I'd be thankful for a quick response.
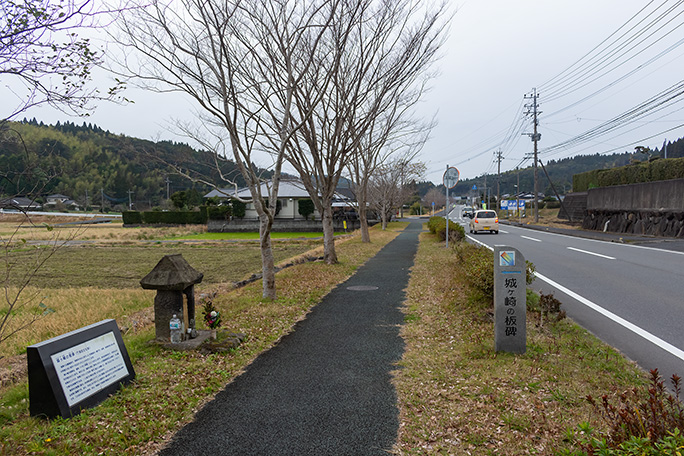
[27,319,136,419]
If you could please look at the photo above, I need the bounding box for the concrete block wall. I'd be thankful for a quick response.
[580,178,684,238]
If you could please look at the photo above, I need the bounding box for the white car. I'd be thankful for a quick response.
[469,210,499,234]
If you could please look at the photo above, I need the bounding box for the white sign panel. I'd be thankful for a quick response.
[51,331,130,407]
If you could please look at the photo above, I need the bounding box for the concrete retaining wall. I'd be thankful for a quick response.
[587,178,684,212]
[581,178,684,238]
[557,192,587,221]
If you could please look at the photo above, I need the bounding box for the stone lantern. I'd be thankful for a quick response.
[140,254,204,342]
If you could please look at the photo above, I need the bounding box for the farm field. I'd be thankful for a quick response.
[0,216,322,358]
[0,217,404,455]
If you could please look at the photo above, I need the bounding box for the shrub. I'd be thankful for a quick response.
[232,200,246,218]
[207,205,231,220]
[427,216,443,233]
[457,243,536,306]
[573,157,684,191]
[426,216,465,243]
[578,369,684,453]
[298,198,315,220]
[408,201,423,215]
[436,220,465,243]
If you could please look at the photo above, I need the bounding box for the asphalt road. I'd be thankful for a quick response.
[158,220,423,456]
[450,206,684,384]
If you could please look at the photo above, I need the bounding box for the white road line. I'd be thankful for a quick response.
[535,272,684,362]
[503,224,684,257]
[500,230,509,234]
[520,235,542,242]
[567,247,616,260]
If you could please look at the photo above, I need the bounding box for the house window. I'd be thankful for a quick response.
[282,199,288,208]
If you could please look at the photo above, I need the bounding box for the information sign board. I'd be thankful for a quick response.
[28,319,135,418]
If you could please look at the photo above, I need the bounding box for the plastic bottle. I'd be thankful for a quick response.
[169,314,182,343]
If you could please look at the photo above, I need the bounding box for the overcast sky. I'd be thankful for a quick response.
[15,0,684,185]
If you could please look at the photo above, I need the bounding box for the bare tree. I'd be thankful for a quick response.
[0,0,128,350]
[368,157,426,230]
[114,0,336,299]
[285,0,449,263]
[348,109,433,242]
[423,187,444,213]
[0,128,88,355]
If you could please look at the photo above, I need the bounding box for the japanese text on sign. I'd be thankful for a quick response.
[51,332,129,407]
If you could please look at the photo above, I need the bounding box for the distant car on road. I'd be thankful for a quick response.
[469,210,499,234]
[461,206,475,218]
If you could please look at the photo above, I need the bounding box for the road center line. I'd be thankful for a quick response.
[567,247,615,260]
[535,272,684,362]
[520,235,542,242]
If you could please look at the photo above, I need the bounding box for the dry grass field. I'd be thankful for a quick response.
[0,215,320,359]
[0,216,654,455]
[0,217,405,455]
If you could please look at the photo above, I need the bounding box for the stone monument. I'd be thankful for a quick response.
[140,254,203,342]
[494,246,526,353]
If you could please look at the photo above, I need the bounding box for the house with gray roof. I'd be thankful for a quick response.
[205,180,319,220]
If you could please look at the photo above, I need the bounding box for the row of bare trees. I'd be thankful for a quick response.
[111,0,450,299]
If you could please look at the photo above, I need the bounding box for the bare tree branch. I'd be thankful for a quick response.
[113,0,338,298]
[285,0,450,263]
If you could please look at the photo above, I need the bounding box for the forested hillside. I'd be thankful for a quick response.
[0,119,267,210]
[446,137,683,199]
[2,118,680,209]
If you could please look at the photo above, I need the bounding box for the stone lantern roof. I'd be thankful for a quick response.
[140,254,204,291]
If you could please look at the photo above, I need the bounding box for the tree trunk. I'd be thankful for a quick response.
[259,212,276,300]
[381,203,389,230]
[321,205,338,264]
[356,182,371,243]
[358,201,370,242]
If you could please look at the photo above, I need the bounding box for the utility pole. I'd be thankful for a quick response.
[483,173,487,209]
[127,190,134,211]
[524,88,541,222]
[495,149,503,211]
[165,176,171,200]
[517,167,521,224]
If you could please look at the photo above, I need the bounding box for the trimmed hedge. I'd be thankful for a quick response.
[427,216,465,243]
[573,157,684,191]
[122,211,142,225]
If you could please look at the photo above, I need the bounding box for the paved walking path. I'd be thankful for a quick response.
[159,220,424,456]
